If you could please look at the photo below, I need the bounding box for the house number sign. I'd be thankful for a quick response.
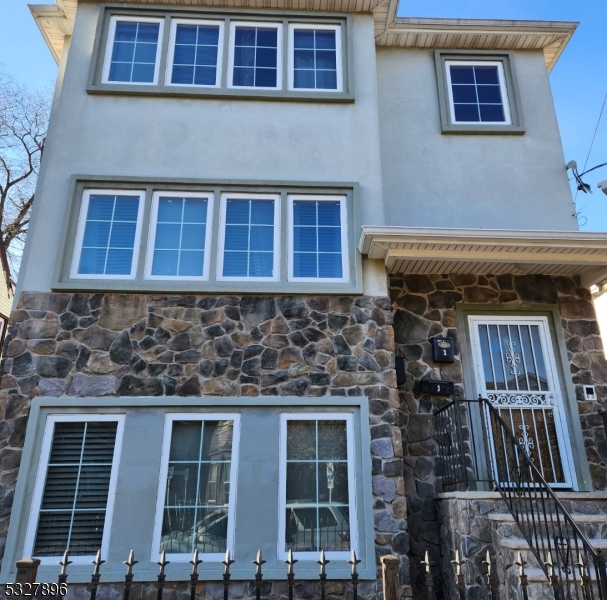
[432,338,455,362]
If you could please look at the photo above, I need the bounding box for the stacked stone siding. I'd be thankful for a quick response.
[0,291,408,597]
[389,273,607,598]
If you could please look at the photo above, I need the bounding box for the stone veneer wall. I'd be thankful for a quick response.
[0,292,409,598]
[388,273,607,599]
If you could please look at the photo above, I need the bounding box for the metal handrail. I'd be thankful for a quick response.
[435,397,607,600]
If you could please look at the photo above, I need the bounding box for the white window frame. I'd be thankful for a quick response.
[287,24,342,92]
[277,413,358,561]
[287,194,349,283]
[102,16,165,86]
[227,21,283,90]
[23,414,125,565]
[70,189,145,280]
[165,18,224,88]
[445,60,512,126]
[144,191,214,281]
[151,413,241,562]
[217,192,281,282]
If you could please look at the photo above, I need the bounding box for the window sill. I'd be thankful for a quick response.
[86,84,355,103]
[441,123,526,135]
[51,279,363,295]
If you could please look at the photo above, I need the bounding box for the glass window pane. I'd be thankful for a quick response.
[449,65,474,83]
[196,46,218,66]
[174,44,196,65]
[194,67,217,85]
[294,30,314,48]
[256,48,277,68]
[315,31,336,49]
[155,224,180,249]
[255,68,276,87]
[233,67,254,87]
[316,50,336,70]
[474,65,499,84]
[108,63,132,82]
[158,198,183,222]
[224,225,249,251]
[201,421,234,461]
[114,22,138,42]
[176,24,198,44]
[318,228,341,252]
[256,28,277,47]
[198,26,220,46]
[170,422,203,461]
[250,226,274,251]
[114,197,140,221]
[317,202,340,226]
[294,49,314,69]
[235,27,256,46]
[294,70,314,89]
[112,41,135,62]
[79,248,107,275]
[223,252,248,276]
[178,251,204,276]
[226,200,250,224]
[318,462,349,504]
[152,250,179,276]
[83,222,111,247]
[234,47,255,67]
[134,43,157,63]
[453,103,480,122]
[316,70,337,90]
[251,200,274,224]
[109,222,137,248]
[181,224,206,250]
[294,227,317,253]
[286,463,316,503]
[479,104,505,122]
[293,202,316,226]
[318,421,347,459]
[287,421,316,459]
[172,65,194,84]
[477,85,502,103]
[105,249,134,275]
[248,252,273,277]
[131,63,155,83]
[452,85,477,103]
[137,23,160,43]
[87,196,115,220]
[294,253,317,278]
[318,253,342,278]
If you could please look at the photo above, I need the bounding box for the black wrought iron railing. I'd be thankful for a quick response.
[435,397,607,600]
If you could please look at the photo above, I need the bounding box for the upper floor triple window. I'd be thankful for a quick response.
[95,12,349,98]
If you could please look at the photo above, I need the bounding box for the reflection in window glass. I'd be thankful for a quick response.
[151,196,208,277]
[161,420,234,554]
[171,24,220,86]
[449,64,505,123]
[293,29,337,90]
[293,200,343,279]
[108,21,160,83]
[78,194,140,276]
[285,420,350,552]
[223,199,275,278]
[233,26,278,88]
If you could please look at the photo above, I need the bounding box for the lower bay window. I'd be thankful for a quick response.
[59,181,360,292]
[3,398,373,583]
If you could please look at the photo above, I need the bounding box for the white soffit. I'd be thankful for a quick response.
[359,227,607,287]
[374,0,577,72]
[31,0,576,72]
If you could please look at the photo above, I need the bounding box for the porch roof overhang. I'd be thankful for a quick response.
[359,227,607,288]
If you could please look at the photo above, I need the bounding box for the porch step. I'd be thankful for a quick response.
[487,513,607,523]
[499,537,607,550]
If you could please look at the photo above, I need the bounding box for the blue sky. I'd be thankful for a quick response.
[2,0,606,231]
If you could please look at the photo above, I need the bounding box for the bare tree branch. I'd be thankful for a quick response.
[0,68,51,278]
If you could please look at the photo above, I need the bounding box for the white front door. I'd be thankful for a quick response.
[468,316,575,488]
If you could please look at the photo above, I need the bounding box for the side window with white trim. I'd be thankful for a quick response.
[103,17,164,84]
[279,414,356,559]
[153,415,240,559]
[25,417,124,562]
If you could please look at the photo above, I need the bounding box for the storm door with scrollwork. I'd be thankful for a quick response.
[469,316,574,488]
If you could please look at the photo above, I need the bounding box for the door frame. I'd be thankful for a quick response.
[468,315,575,489]
[455,304,592,492]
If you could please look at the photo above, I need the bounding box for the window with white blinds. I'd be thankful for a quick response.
[29,418,122,559]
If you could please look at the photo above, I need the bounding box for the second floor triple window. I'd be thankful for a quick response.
[102,15,342,92]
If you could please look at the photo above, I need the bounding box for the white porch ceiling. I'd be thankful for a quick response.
[360,227,607,287]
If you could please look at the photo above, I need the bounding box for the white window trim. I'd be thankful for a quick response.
[144,191,214,281]
[165,18,224,88]
[287,194,349,283]
[227,21,283,90]
[70,189,145,280]
[216,192,281,282]
[23,414,125,565]
[102,16,165,86]
[445,60,512,126]
[151,413,241,562]
[277,413,358,561]
[287,24,342,93]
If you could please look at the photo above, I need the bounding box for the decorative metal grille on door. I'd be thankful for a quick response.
[470,317,573,487]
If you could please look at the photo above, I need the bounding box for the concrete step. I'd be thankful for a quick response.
[488,513,607,523]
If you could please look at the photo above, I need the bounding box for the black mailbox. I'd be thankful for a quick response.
[432,337,455,362]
